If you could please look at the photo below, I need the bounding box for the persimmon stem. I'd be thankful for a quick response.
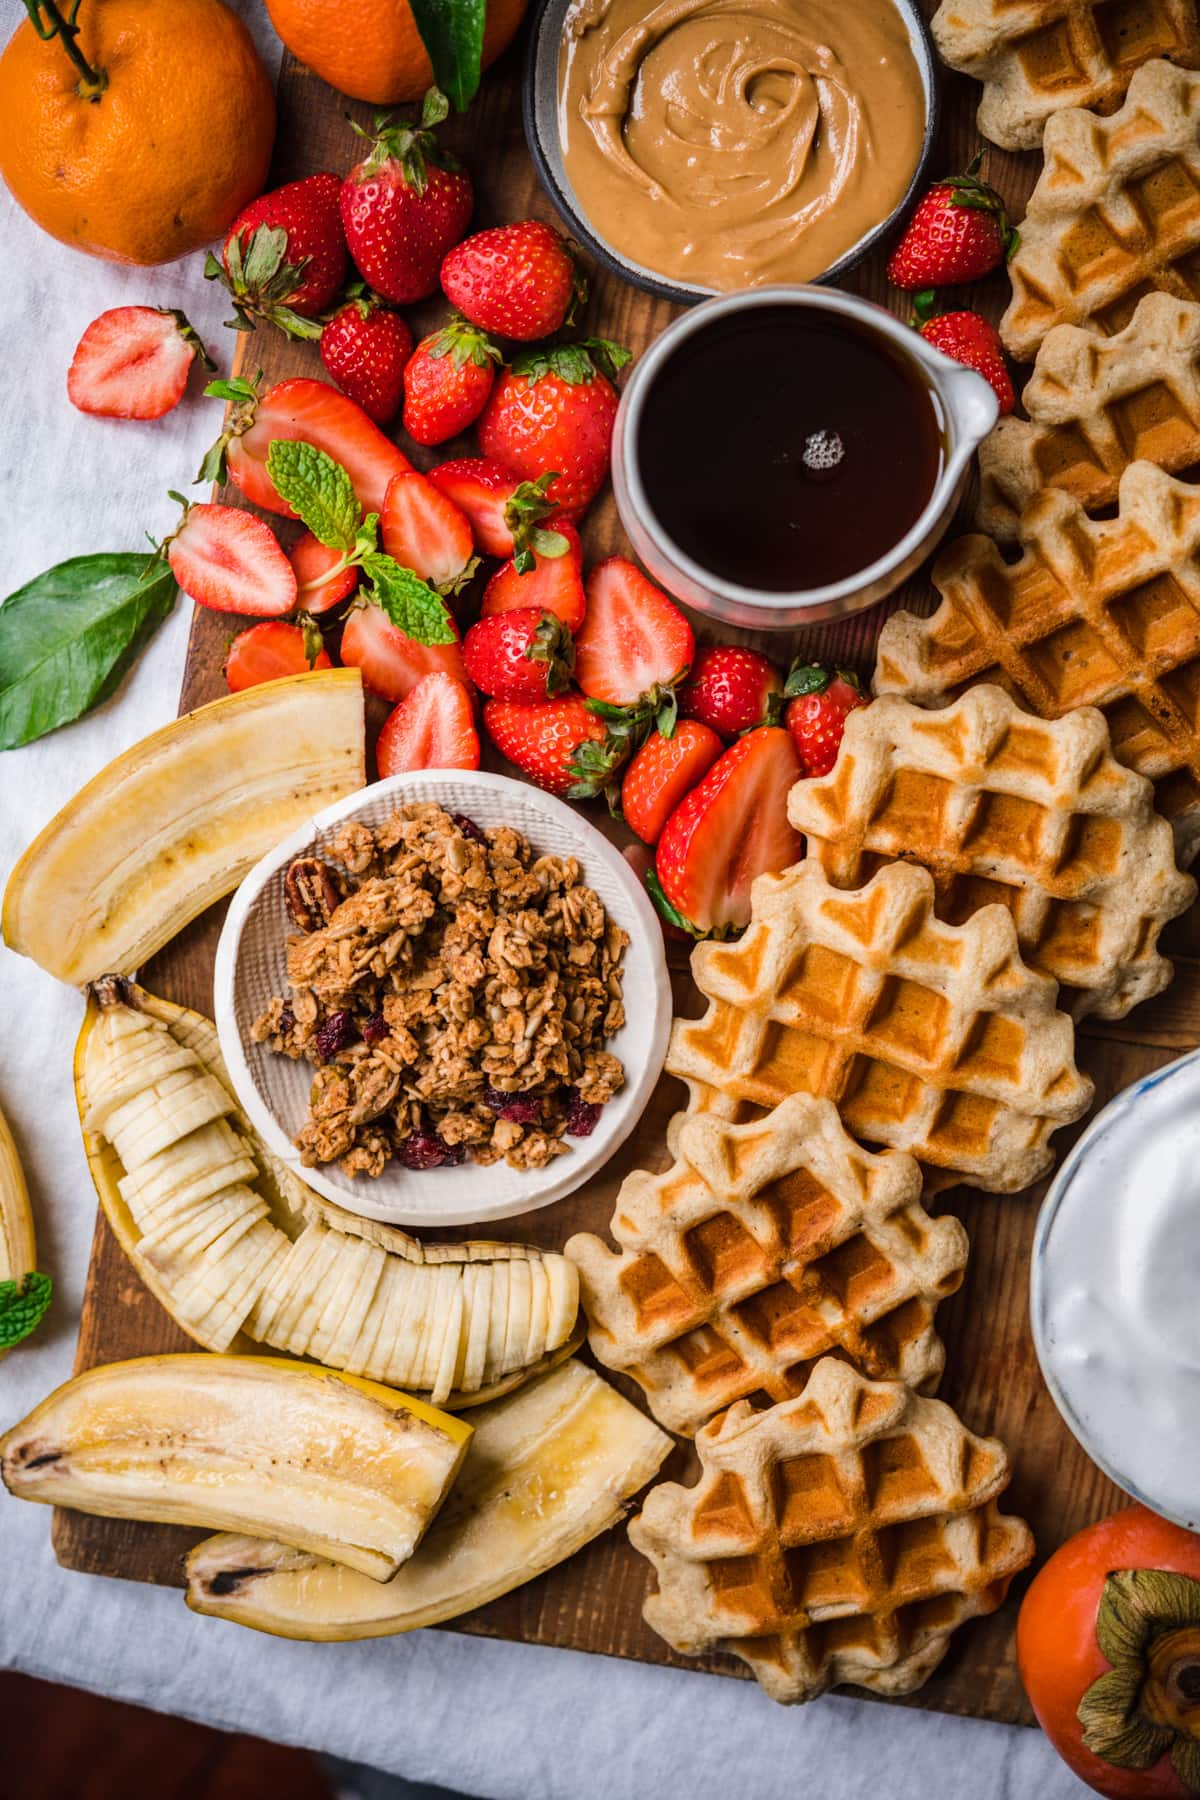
[23,0,107,99]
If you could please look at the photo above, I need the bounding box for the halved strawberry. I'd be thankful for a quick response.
[463,608,574,703]
[340,600,469,703]
[380,471,475,591]
[652,727,803,936]
[68,307,213,421]
[376,672,480,777]
[224,619,331,692]
[574,558,694,707]
[483,693,622,798]
[621,720,723,846]
[480,521,585,632]
[426,459,562,560]
[287,530,359,615]
[166,501,297,617]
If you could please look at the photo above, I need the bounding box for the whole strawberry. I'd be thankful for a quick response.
[478,339,631,518]
[441,220,582,342]
[320,288,413,424]
[207,173,347,339]
[341,90,473,306]
[919,309,1015,416]
[463,608,574,703]
[483,693,625,797]
[678,645,784,740]
[887,154,1016,290]
[402,315,500,445]
[784,666,867,778]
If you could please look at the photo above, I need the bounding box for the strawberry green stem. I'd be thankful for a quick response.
[24,0,106,98]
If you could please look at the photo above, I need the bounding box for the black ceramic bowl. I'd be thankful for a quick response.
[523,0,941,307]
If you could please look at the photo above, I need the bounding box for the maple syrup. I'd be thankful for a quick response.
[635,304,945,592]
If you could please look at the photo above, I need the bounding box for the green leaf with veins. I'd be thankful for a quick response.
[406,3,485,111]
[0,1272,53,1350]
[266,441,363,551]
[362,554,455,644]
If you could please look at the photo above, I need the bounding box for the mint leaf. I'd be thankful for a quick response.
[407,5,485,111]
[266,442,362,551]
[0,555,177,750]
[362,554,455,644]
[0,1271,52,1350]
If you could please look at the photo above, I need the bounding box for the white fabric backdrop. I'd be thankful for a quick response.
[0,3,1092,1792]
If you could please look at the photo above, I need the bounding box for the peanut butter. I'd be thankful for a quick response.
[558,0,927,291]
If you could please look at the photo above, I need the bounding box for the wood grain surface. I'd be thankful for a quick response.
[50,5,1198,1729]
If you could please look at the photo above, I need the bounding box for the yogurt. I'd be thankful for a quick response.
[1032,1050,1200,1532]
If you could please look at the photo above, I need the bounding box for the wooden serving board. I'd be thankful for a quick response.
[51,8,1200,1729]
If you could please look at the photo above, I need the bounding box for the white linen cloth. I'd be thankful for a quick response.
[0,4,1090,1791]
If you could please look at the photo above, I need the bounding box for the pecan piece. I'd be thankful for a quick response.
[284,857,345,932]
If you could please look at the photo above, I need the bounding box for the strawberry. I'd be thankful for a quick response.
[200,374,412,519]
[67,307,213,421]
[480,521,585,632]
[783,665,867,778]
[621,720,723,846]
[886,154,1016,291]
[208,173,347,339]
[678,645,784,740]
[651,727,803,936]
[574,558,694,709]
[401,316,500,446]
[483,694,625,798]
[427,460,564,561]
[340,90,473,306]
[287,530,359,615]
[463,608,574,703]
[917,309,1015,416]
[477,339,631,518]
[440,220,581,342]
[340,600,469,703]
[319,289,413,425]
[380,470,475,591]
[165,499,297,618]
[376,671,480,777]
[224,618,331,692]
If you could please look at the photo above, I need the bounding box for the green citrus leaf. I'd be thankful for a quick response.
[407,4,485,111]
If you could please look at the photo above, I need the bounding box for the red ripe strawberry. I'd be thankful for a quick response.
[574,558,694,708]
[480,521,585,632]
[166,500,297,618]
[377,671,480,777]
[401,316,500,446]
[210,173,347,338]
[678,645,784,740]
[224,618,332,692]
[652,727,803,936]
[340,92,473,306]
[886,155,1016,290]
[427,460,563,560]
[483,694,624,798]
[621,720,723,846]
[441,220,581,342]
[319,291,413,425]
[477,340,631,518]
[783,666,867,778]
[918,309,1014,415]
[67,307,213,420]
[463,608,574,703]
[380,470,475,591]
[340,601,469,703]
[201,375,412,519]
[287,530,359,615]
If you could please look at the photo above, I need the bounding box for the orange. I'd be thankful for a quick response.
[0,0,276,265]
[264,0,528,106]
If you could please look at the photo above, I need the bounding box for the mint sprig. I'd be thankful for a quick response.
[362,554,455,644]
[0,1271,52,1350]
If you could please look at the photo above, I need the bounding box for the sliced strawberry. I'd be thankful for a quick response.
[205,376,411,519]
[224,619,331,692]
[621,720,723,846]
[463,608,574,703]
[376,672,480,777]
[426,458,561,559]
[574,558,694,706]
[652,727,803,936]
[68,307,212,421]
[287,530,359,615]
[380,471,475,591]
[167,502,297,617]
[483,693,621,798]
[480,521,585,632]
[340,600,469,703]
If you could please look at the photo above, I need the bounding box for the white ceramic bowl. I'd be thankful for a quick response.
[213,771,672,1230]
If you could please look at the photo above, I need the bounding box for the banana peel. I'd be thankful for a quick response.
[185,1358,673,1639]
[0,1101,48,1357]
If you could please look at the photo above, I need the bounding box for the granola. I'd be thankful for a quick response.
[252,804,628,1177]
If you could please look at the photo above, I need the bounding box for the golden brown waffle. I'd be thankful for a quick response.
[1000,59,1200,361]
[629,1356,1035,1703]
[978,292,1200,541]
[667,860,1092,1195]
[875,460,1200,864]
[566,1097,968,1437]
[932,0,1200,150]
[789,686,1194,1021]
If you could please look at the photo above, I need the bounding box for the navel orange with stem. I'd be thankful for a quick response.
[263,0,528,106]
[0,0,276,265]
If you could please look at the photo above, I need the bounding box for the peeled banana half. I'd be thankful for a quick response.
[0,1353,471,1582]
[75,979,581,1405]
[185,1358,673,1639]
[0,1100,48,1356]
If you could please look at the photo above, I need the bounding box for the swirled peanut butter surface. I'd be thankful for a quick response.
[558,0,927,290]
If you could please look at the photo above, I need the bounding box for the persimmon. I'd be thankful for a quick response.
[263,0,528,106]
